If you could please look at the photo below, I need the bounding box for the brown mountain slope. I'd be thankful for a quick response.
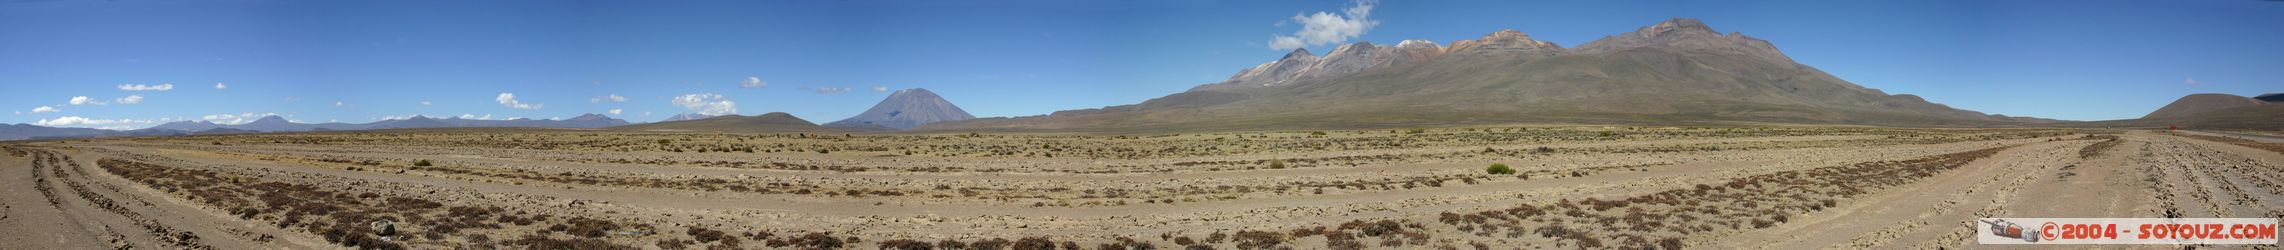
[608,112,847,133]
[2077,104,2284,129]
[925,18,2051,132]
[2141,93,2266,119]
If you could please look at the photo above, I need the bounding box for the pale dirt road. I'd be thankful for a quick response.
[0,147,330,250]
[1706,131,2284,249]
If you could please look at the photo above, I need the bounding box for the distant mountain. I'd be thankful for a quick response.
[2136,104,2284,129]
[610,112,845,133]
[926,18,2053,131]
[0,123,114,141]
[2253,93,2284,103]
[2142,93,2266,119]
[5,114,633,141]
[2077,102,2282,130]
[232,116,325,132]
[144,114,630,133]
[149,120,227,131]
[661,113,718,122]
[823,88,977,130]
[366,114,629,129]
[191,128,259,135]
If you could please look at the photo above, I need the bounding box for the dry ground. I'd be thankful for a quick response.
[2,127,2278,249]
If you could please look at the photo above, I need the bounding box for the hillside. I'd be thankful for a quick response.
[607,112,846,133]
[2069,93,2283,129]
[2141,93,2267,119]
[925,18,2053,132]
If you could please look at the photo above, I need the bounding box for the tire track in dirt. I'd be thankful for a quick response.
[1704,140,2070,249]
[1912,140,2091,249]
[1854,141,2076,248]
[38,149,214,249]
[2165,134,2284,221]
[27,150,140,250]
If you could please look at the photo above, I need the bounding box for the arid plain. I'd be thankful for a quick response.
[5,127,2281,249]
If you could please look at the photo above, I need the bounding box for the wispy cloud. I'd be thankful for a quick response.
[30,106,58,113]
[872,86,889,93]
[742,76,768,88]
[33,116,168,129]
[805,86,853,94]
[116,95,143,104]
[590,94,627,103]
[607,109,623,115]
[214,82,227,90]
[496,92,542,109]
[202,112,280,124]
[671,93,738,116]
[1269,0,1378,51]
[118,83,174,91]
[2184,77,2201,85]
[420,100,433,106]
[69,96,107,105]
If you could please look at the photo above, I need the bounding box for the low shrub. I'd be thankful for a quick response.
[1486,163,1516,175]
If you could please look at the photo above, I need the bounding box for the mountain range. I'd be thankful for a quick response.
[6,18,2278,140]
[0,114,630,141]
[823,88,976,130]
[661,113,720,122]
[926,18,2059,131]
[609,112,846,133]
[150,114,629,132]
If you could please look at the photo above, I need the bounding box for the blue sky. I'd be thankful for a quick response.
[3,0,2280,129]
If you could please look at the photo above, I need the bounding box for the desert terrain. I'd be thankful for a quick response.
[3,127,2278,249]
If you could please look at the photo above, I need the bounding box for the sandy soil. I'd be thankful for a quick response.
[3,127,2275,249]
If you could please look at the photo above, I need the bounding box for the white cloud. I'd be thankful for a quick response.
[607,109,623,115]
[202,112,280,124]
[334,101,346,107]
[742,76,767,88]
[458,114,494,120]
[116,95,143,104]
[2185,77,2199,85]
[872,86,889,92]
[31,106,59,113]
[69,96,107,105]
[420,100,433,106]
[496,92,542,109]
[590,94,627,103]
[34,116,107,126]
[118,83,174,91]
[214,82,227,89]
[671,93,738,116]
[641,111,652,117]
[808,87,853,94]
[284,96,300,102]
[1268,0,1378,50]
[33,116,163,128]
